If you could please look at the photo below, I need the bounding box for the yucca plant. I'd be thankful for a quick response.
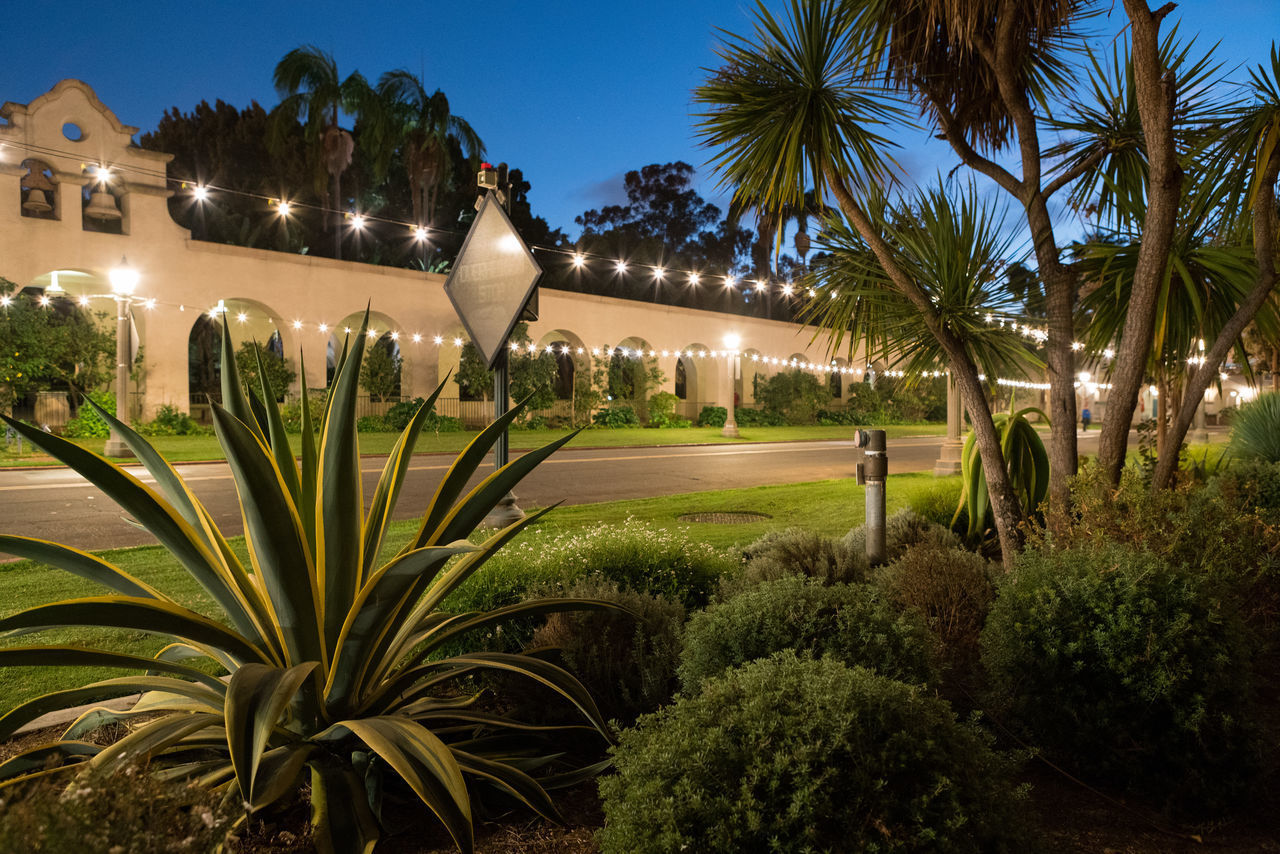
[1229,391,1280,463]
[0,313,613,854]
[953,407,1049,545]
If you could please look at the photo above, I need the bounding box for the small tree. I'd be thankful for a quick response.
[454,323,556,415]
[359,342,402,402]
[755,369,831,424]
[234,340,296,401]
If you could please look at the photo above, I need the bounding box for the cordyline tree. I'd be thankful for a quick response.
[697,0,1280,551]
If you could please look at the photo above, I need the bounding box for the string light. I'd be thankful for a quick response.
[276,200,292,217]
[192,185,209,202]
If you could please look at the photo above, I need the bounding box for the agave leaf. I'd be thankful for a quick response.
[132,689,225,715]
[451,749,561,824]
[210,403,323,666]
[309,762,380,854]
[253,344,305,511]
[0,416,262,638]
[219,318,265,443]
[0,536,161,599]
[225,662,318,804]
[326,542,476,711]
[0,675,226,741]
[405,399,538,552]
[321,716,473,853]
[0,597,267,665]
[378,507,557,680]
[248,742,315,812]
[361,378,449,581]
[537,758,614,790]
[298,350,319,551]
[92,712,223,776]
[435,652,610,739]
[418,599,623,659]
[317,312,369,656]
[0,646,226,692]
[0,741,99,783]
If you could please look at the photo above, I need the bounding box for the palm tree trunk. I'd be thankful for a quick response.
[1152,146,1280,488]
[331,170,343,260]
[826,166,1026,566]
[1097,0,1183,482]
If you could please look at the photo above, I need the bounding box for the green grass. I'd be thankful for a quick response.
[0,423,947,467]
[0,472,960,713]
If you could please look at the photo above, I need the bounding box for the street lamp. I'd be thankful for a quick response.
[103,256,138,458]
[722,333,740,438]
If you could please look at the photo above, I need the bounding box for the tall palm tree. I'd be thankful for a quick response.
[696,0,1033,563]
[376,70,485,229]
[272,45,374,259]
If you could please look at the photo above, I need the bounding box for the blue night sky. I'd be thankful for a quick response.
[3,1,1276,240]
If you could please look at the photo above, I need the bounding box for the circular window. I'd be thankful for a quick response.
[62,122,84,142]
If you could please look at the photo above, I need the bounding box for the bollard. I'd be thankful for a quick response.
[854,429,888,566]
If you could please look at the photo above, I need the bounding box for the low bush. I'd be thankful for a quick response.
[443,519,737,652]
[593,405,640,428]
[599,652,1032,854]
[279,394,325,433]
[725,527,869,595]
[355,414,392,432]
[132,404,210,437]
[733,406,786,426]
[875,544,995,669]
[62,390,114,438]
[0,761,237,853]
[908,476,965,528]
[679,575,936,691]
[696,405,726,427]
[530,576,685,724]
[841,508,961,564]
[982,543,1259,812]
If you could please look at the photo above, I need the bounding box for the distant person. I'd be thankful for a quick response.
[1081,406,1092,431]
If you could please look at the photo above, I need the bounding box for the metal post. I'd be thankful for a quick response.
[485,348,524,527]
[722,351,739,437]
[856,429,888,566]
[103,295,133,458]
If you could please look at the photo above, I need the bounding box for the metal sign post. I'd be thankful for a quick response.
[854,429,888,566]
[443,184,543,526]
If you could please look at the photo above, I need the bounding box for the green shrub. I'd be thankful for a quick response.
[874,544,995,669]
[680,576,935,691]
[133,404,210,437]
[0,761,237,853]
[599,653,1032,854]
[753,369,830,424]
[725,527,869,596]
[733,406,786,426]
[908,476,964,528]
[697,405,726,427]
[355,414,392,432]
[593,405,640,428]
[279,393,325,433]
[1229,391,1280,463]
[62,390,114,438]
[840,508,961,564]
[530,576,685,724]
[982,543,1259,812]
[443,519,737,653]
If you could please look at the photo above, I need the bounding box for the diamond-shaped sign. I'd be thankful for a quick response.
[444,193,543,369]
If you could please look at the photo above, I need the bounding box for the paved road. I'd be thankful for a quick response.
[0,431,1107,553]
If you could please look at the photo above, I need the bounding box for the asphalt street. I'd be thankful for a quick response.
[0,431,1107,553]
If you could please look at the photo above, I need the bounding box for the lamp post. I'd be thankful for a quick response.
[103,256,138,458]
[722,333,740,438]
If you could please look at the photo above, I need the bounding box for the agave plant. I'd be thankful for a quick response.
[1229,391,1280,463]
[953,407,1050,545]
[0,314,612,853]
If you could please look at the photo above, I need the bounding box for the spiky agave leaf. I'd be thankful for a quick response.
[0,311,615,854]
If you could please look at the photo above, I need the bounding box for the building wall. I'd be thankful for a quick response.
[1,80,857,420]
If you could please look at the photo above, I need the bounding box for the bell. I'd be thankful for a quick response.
[85,191,122,221]
[22,188,52,214]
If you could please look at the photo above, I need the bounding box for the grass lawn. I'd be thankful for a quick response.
[0,423,947,467]
[0,472,960,712]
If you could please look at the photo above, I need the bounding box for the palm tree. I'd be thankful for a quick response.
[695,0,1033,563]
[272,45,374,259]
[376,70,485,229]
[1149,45,1280,487]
